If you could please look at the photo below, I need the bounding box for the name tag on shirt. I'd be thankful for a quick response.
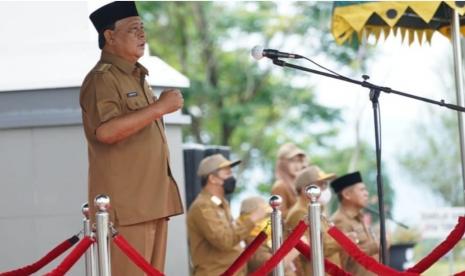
[127,91,138,98]
[210,196,222,206]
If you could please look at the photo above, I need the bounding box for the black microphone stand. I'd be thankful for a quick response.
[271,58,465,265]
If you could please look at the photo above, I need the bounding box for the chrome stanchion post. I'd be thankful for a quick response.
[82,203,98,276]
[95,195,111,276]
[306,185,324,276]
[269,195,284,276]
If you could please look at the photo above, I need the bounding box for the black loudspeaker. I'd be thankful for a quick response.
[183,144,230,209]
[388,243,416,271]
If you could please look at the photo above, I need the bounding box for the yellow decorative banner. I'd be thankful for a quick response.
[332,1,465,45]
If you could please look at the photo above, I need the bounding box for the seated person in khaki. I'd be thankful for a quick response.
[187,154,266,276]
[238,196,296,275]
[285,165,341,276]
[330,172,379,276]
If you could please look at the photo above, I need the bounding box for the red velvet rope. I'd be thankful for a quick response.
[221,231,267,276]
[406,216,465,274]
[328,227,419,276]
[294,240,352,276]
[44,236,94,276]
[113,234,164,276]
[0,235,79,276]
[251,220,307,276]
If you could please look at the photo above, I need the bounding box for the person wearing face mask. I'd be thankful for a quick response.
[186,154,267,276]
[285,165,341,276]
[271,143,309,218]
[330,172,379,276]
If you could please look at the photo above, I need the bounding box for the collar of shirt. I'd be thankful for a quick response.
[341,207,363,221]
[100,51,148,76]
[296,197,307,210]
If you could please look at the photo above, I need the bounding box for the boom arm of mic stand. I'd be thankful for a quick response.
[271,58,465,113]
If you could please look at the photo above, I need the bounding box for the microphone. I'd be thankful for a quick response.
[251,45,303,60]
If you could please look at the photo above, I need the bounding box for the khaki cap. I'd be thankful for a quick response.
[277,143,306,159]
[197,154,241,177]
[240,196,272,214]
[294,165,336,192]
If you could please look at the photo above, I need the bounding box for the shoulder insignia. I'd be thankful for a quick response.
[210,196,222,206]
[95,63,112,73]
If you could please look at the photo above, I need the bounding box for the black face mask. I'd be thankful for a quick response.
[222,176,236,194]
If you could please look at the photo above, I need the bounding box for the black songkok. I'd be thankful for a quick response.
[90,1,139,33]
[330,171,363,194]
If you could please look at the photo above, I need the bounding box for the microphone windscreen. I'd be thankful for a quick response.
[251,45,264,60]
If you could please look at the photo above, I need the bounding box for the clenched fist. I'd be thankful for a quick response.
[157,88,184,115]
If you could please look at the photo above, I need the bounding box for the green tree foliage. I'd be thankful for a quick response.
[137,2,393,207]
[397,51,463,206]
[400,106,463,206]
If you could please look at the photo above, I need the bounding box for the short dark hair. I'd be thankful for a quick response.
[98,23,115,49]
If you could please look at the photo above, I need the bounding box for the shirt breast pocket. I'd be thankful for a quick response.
[126,96,148,111]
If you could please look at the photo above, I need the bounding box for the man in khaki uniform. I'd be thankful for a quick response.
[330,172,379,276]
[286,165,340,276]
[80,2,183,274]
[187,154,266,276]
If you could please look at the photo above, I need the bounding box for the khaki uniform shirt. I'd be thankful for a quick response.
[245,236,272,274]
[80,51,183,226]
[187,190,255,276]
[331,208,379,276]
[244,238,297,276]
[286,198,342,276]
[271,180,297,218]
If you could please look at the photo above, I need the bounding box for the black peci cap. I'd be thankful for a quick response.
[330,171,363,194]
[90,1,139,33]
